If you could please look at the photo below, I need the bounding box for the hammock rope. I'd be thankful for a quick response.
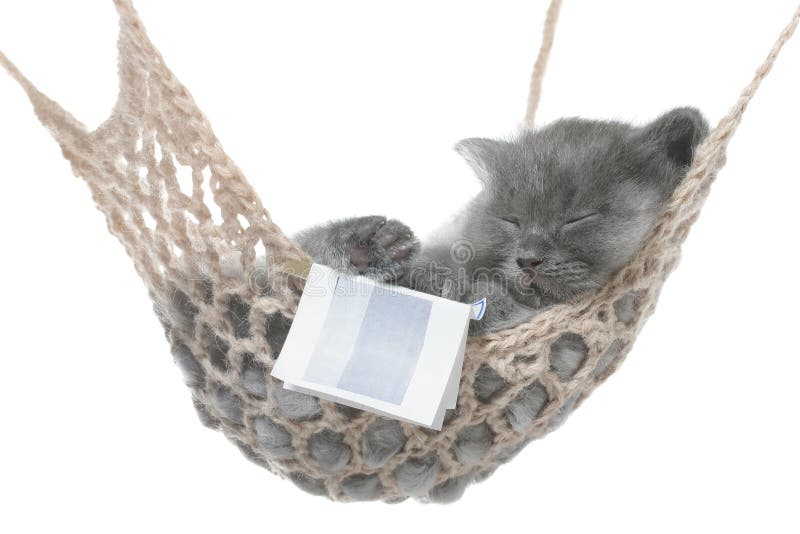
[523,0,563,129]
[1,0,797,503]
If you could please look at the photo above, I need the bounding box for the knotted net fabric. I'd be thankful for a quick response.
[1,0,797,503]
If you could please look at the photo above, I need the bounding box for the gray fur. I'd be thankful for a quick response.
[594,339,621,377]
[335,404,364,419]
[225,293,251,339]
[210,385,244,425]
[264,312,292,359]
[453,422,493,465]
[442,407,458,427]
[159,287,198,336]
[288,472,328,497]
[394,452,441,496]
[429,473,474,504]
[494,439,529,464]
[205,328,230,372]
[505,380,549,433]
[232,439,268,468]
[361,419,407,469]
[340,473,382,501]
[273,383,322,421]
[550,332,588,381]
[473,363,507,402]
[614,291,641,324]
[171,341,204,388]
[294,215,420,283]
[192,396,218,429]
[293,108,708,334]
[253,416,294,459]
[309,429,352,473]
[172,109,708,501]
[241,353,268,398]
[473,466,497,484]
[547,391,581,430]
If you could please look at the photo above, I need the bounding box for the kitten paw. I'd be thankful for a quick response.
[346,216,418,281]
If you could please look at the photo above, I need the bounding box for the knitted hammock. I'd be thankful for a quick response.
[1,0,798,503]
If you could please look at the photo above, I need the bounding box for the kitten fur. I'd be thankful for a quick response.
[172,108,708,484]
[294,107,709,334]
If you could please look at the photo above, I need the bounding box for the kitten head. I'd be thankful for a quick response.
[455,107,708,304]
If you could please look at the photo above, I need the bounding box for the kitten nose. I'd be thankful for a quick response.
[517,257,543,270]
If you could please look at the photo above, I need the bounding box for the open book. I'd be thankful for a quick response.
[271,264,484,430]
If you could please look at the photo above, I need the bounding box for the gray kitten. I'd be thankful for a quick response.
[295,107,708,334]
[170,108,709,484]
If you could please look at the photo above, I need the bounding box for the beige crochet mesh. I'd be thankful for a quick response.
[2,0,798,503]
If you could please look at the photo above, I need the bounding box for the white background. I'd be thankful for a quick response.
[1,1,798,532]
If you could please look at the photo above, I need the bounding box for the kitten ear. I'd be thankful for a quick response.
[454,138,504,184]
[641,107,709,168]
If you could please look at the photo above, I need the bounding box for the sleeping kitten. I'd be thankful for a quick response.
[295,107,708,333]
[165,107,709,474]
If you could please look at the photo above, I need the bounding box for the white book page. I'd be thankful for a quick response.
[272,264,473,429]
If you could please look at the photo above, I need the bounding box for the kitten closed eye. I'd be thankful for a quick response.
[564,213,599,226]
[296,108,708,334]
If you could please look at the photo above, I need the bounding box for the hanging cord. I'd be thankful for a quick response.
[665,2,800,229]
[0,50,86,139]
[523,0,563,129]
[692,3,800,168]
